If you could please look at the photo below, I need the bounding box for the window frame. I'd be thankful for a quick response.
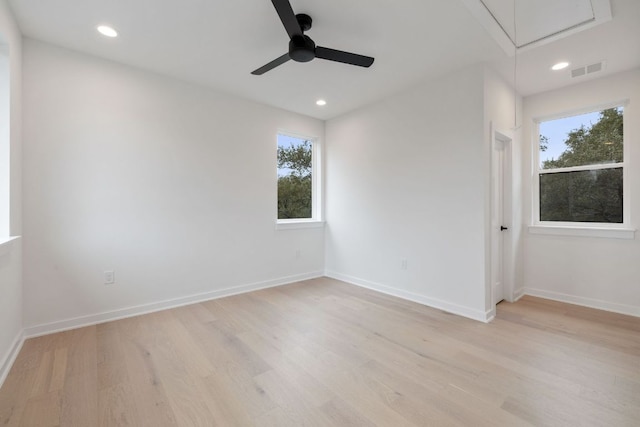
[530,100,634,239]
[0,45,11,238]
[275,131,323,230]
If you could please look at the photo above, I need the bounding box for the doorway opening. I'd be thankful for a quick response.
[491,129,513,308]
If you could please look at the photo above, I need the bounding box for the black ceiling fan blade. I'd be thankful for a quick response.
[315,46,374,68]
[271,0,302,39]
[251,53,291,75]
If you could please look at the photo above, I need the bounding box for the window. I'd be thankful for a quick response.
[276,133,321,226]
[535,106,627,227]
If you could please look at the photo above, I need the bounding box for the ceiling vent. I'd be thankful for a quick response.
[571,61,605,78]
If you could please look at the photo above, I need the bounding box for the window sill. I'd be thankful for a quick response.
[276,220,325,230]
[0,236,20,257]
[528,225,635,240]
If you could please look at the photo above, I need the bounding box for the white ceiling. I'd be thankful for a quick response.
[492,0,639,97]
[6,0,640,120]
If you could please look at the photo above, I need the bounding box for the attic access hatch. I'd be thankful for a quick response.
[462,0,612,54]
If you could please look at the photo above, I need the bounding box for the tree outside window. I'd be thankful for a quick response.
[277,134,313,220]
[538,107,624,223]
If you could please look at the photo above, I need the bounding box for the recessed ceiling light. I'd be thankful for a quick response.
[97,25,118,38]
[316,99,327,106]
[551,61,569,71]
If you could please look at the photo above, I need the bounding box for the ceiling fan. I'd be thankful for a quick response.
[251,0,375,75]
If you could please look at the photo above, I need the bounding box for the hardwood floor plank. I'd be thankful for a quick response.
[59,327,98,426]
[60,372,97,426]
[253,406,299,427]
[236,330,334,408]
[253,369,328,427]
[196,374,255,427]
[97,324,129,390]
[169,304,279,419]
[48,348,68,393]
[317,399,376,427]
[116,317,180,426]
[98,382,141,427]
[283,346,417,427]
[28,351,54,398]
[0,359,38,427]
[19,390,61,427]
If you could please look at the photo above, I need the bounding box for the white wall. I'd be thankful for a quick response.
[22,39,325,333]
[325,65,496,321]
[522,69,640,316]
[0,0,23,385]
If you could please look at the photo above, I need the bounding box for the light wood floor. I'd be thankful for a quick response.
[1,278,639,426]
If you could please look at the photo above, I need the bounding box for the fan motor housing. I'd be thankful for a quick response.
[289,35,316,62]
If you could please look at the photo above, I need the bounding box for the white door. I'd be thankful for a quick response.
[491,132,509,305]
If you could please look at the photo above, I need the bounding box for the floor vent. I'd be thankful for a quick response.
[571,61,605,78]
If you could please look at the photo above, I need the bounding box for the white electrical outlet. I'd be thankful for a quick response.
[104,270,115,284]
[401,259,408,270]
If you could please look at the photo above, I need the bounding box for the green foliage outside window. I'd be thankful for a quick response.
[278,138,312,219]
[539,108,623,223]
[541,108,623,169]
[540,168,623,222]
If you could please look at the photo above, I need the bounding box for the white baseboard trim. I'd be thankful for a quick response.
[325,270,492,323]
[524,287,640,318]
[512,287,526,302]
[485,307,496,322]
[24,271,324,338]
[0,329,25,389]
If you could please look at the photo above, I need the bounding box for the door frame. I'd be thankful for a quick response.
[491,127,514,309]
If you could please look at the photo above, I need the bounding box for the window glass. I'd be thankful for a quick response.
[537,107,624,224]
[277,134,313,220]
[540,168,623,223]
[539,107,623,169]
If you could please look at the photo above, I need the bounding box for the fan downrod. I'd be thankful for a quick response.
[296,14,312,32]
